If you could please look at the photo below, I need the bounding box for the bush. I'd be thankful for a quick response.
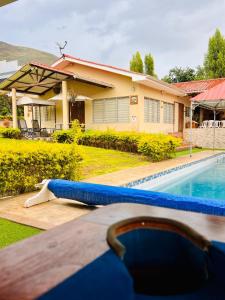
[53,128,182,162]
[0,127,21,139]
[52,119,82,144]
[52,130,74,143]
[79,130,141,152]
[0,140,82,197]
[138,134,181,161]
[78,130,181,158]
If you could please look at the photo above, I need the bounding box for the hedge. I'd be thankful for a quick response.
[0,140,82,197]
[138,134,181,161]
[0,115,24,121]
[53,129,182,161]
[0,127,21,139]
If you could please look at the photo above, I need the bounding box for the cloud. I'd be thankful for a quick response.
[1,0,225,77]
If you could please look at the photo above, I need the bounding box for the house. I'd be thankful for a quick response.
[0,54,190,134]
[174,78,225,123]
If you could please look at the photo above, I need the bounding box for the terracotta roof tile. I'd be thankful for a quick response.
[174,78,225,94]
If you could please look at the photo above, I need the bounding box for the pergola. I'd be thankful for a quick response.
[0,62,113,129]
[190,80,225,155]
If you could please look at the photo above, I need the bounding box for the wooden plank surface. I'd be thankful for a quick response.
[0,203,225,300]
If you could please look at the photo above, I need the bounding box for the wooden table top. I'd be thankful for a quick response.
[0,203,225,300]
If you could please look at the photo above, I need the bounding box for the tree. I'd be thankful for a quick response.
[130,51,144,73]
[0,95,11,116]
[162,67,196,83]
[204,29,225,78]
[195,65,206,80]
[144,53,155,76]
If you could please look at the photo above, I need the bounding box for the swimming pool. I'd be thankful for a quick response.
[132,154,225,201]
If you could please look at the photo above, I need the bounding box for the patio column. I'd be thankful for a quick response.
[62,80,69,129]
[12,88,18,128]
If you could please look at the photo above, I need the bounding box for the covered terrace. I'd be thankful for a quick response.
[0,62,113,131]
[185,80,225,150]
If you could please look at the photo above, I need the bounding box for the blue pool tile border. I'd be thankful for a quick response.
[125,152,225,188]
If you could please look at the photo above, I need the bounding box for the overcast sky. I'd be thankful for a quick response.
[1,0,225,77]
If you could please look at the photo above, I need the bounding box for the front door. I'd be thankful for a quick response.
[69,101,85,124]
[178,103,184,132]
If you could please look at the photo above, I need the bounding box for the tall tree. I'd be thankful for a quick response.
[130,51,144,73]
[204,29,225,78]
[162,67,196,83]
[144,53,155,76]
[195,65,206,80]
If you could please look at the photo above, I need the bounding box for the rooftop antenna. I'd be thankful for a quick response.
[56,41,68,56]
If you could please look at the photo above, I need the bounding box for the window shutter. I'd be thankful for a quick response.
[144,99,149,122]
[118,97,129,123]
[104,99,117,123]
[93,100,104,123]
[144,98,160,123]
[93,97,130,123]
[163,102,174,124]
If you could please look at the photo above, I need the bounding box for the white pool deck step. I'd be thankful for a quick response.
[0,150,222,230]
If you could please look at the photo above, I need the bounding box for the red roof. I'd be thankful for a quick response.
[174,78,225,94]
[192,80,225,101]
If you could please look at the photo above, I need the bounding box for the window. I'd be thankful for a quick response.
[144,98,160,123]
[93,97,129,123]
[32,106,54,122]
[33,106,40,120]
[163,102,174,124]
[43,106,54,122]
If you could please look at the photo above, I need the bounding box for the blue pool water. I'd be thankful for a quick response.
[141,158,225,201]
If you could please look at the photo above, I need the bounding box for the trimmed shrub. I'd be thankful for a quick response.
[0,140,82,197]
[53,128,182,162]
[52,120,82,144]
[0,127,21,139]
[138,134,181,161]
[78,130,181,158]
[52,130,74,143]
[79,130,141,152]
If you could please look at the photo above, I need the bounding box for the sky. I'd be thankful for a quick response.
[1,0,225,77]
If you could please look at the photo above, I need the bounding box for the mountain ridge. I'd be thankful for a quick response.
[0,41,58,66]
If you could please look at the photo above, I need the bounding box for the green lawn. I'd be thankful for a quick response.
[174,148,203,158]
[0,138,204,180]
[81,146,149,178]
[0,218,42,249]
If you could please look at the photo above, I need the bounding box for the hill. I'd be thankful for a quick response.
[0,41,58,65]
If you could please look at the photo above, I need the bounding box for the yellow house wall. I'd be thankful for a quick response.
[23,62,190,133]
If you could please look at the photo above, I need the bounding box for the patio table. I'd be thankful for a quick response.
[0,203,225,300]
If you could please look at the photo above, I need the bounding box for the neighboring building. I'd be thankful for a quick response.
[174,79,225,123]
[0,55,190,134]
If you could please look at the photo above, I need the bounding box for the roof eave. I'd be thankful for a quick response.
[133,77,186,97]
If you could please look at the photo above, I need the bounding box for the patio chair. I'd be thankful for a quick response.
[207,120,214,128]
[18,119,32,137]
[200,120,208,128]
[32,120,48,137]
[214,120,222,128]
[221,120,225,128]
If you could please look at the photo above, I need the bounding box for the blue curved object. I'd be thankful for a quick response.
[48,179,225,216]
